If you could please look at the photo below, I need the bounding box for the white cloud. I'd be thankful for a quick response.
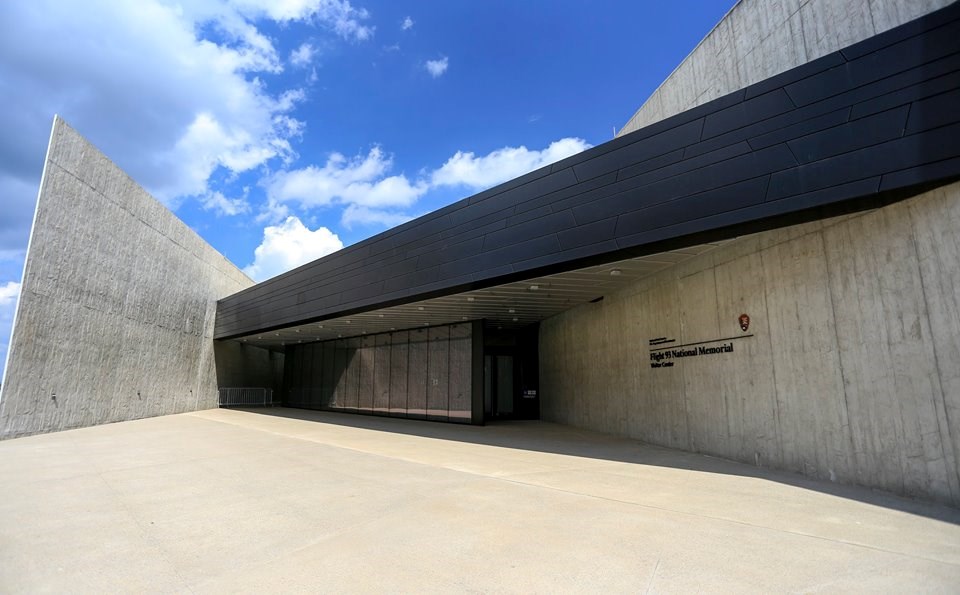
[202,191,250,216]
[265,136,589,229]
[313,0,374,41]
[432,137,590,190]
[425,56,448,78]
[0,0,370,228]
[197,0,374,41]
[290,42,315,67]
[341,205,413,229]
[243,216,343,281]
[0,281,19,307]
[340,175,428,208]
[265,147,428,212]
[0,0,376,376]
[401,16,414,30]
[0,280,19,382]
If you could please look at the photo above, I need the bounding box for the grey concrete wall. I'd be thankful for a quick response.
[540,179,960,505]
[213,342,284,395]
[619,0,954,135]
[0,116,254,439]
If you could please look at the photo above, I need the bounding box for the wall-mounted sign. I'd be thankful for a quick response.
[648,332,753,369]
[522,389,537,399]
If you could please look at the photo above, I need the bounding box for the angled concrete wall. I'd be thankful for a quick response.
[619,0,953,135]
[0,117,255,439]
[540,179,960,505]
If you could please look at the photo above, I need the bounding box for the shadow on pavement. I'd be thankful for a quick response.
[229,406,960,524]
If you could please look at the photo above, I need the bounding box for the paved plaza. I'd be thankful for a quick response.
[1,408,958,593]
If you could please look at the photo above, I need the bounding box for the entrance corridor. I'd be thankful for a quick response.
[1,408,958,592]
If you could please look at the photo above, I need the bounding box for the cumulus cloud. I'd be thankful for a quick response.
[264,146,428,216]
[425,56,448,78]
[0,281,19,307]
[261,135,589,238]
[401,16,414,30]
[341,205,413,229]
[0,0,381,375]
[205,0,374,41]
[432,137,590,190]
[290,42,316,67]
[202,191,250,216]
[0,0,373,258]
[0,280,19,381]
[243,216,343,281]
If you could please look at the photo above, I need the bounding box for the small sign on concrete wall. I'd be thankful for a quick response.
[648,314,754,369]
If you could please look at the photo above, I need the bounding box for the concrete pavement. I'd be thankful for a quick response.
[1,407,958,593]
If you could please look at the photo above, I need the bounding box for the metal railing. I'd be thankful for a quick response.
[218,387,274,407]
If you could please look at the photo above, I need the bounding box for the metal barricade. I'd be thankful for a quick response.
[218,387,274,407]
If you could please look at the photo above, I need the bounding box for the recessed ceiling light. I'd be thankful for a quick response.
[361,331,366,335]
[417,306,424,311]
[508,308,515,313]
[423,322,429,326]
[529,284,539,290]
[390,327,396,331]
[257,336,262,340]
[318,324,324,328]
[610,269,622,276]
[346,320,351,324]
[338,334,342,338]
[467,297,475,302]
[512,317,518,322]
[461,316,468,320]
[378,314,384,318]
[275,332,280,336]
[295,329,300,333]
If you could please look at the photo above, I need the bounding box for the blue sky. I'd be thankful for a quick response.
[0,0,734,377]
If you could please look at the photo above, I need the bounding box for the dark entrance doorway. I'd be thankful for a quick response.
[482,324,539,421]
[483,354,514,418]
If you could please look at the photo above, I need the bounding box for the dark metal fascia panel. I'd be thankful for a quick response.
[215,3,960,339]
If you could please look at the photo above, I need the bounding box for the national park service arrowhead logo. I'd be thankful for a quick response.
[738,313,750,332]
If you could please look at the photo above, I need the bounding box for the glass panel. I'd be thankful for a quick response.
[332,339,348,411]
[320,341,336,409]
[358,335,375,413]
[447,323,472,423]
[344,337,361,412]
[389,331,408,417]
[297,345,314,409]
[373,334,391,415]
[427,326,449,421]
[309,343,324,409]
[406,328,428,419]
[287,324,478,424]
